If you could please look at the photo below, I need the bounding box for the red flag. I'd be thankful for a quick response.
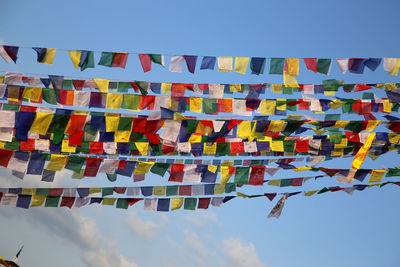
[0,149,14,167]
[303,58,317,72]
[249,166,265,185]
[138,54,151,72]
[112,53,128,69]
[126,198,143,206]
[197,198,211,209]
[83,158,103,177]
[60,197,75,208]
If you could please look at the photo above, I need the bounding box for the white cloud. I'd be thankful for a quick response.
[222,238,265,267]
[125,210,167,241]
[0,208,138,267]
[81,247,138,267]
[183,210,221,228]
[183,228,210,258]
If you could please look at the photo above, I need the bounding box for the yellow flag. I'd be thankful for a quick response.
[267,180,280,186]
[214,184,225,194]
[188,134,202,143]
[115,131,130,142]
[237,121,252,139]
[237,192,248,198]
[260,100,276,115]
[208,165,218,173]
[30,113,54,135]
[31,195,46,207]
[286,58,299,75]
[389,58,400,76]
[270,141,284,152]
[271,84,282,94]
[61,139,76,153]
[276,99,286,111]
[283,71,299,87]
[368,169,386,183]
[43,48,57,65]
[171,198,184,210]
[162,83,172,94]
[102,198,117,206]
[334,121,349,128]
[22,188,35,195]
[46,154,68,171]
[93,78,110,93]
[23,87,42,101]
[220,166,233,184]
[268,120,286,132]
[105,115,120,132]
[328,100,345,110]
[352,133,375,169]
[389,133,400,144]
[234,57,250,74]
[203,143,217,155]
[106,93,123,109]
[134,162,155,175]
[135,142,149,155]
[230,84,241,92]
[68,50,81,69]
[153,186,166,196]
[190,97,202,113]
[366,120,380,132]
[304,190,318,196]
[293,166,312,172]
[89,188,102,194]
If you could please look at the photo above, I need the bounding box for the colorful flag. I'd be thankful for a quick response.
[98,52,128,68]
[32,47,56,64]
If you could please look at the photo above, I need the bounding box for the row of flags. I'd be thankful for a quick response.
[1,181,398,211]
[1,45,400,76]
[2,83,400,118]
[2,73,400,96]
[1,146,400,183]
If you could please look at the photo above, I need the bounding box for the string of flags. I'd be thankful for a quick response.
[1,44,400,218]
[2,72,399,97]
[1,45,400,76]
[1,181,398,211]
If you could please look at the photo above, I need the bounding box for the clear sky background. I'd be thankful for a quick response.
[0,0,399,266]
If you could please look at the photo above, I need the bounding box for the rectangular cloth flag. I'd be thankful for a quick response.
[234,57,249,74]
[32,47,56,65]
[98,52,129,69]
[200,56,216,70]
[317,59,332,75]
[269,58,285,74]
[218,56,233,72]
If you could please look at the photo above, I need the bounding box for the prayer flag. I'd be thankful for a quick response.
[200,56,216,70]
[267,194,287,219]
[269,58,285,74]
[33,47,56,64]
[218,56,233,72]
[234,57,249,74]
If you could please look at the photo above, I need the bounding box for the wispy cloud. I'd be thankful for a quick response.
[125,210,167,241]
[222,238,265,267]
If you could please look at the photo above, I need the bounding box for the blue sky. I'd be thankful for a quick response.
[0,0,400,266]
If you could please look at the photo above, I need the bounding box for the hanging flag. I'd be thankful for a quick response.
[317,59,332,75]
[2,45,19,63]
[138,54,152,72]
[269,58,285,74]
[169,56,184,72]
[283,71,299,87]
[285,58,299,75]
[250,57,266,75]
[303,58,317,72]
[184,55,197,74]
[200,56,216,70]
[98,52,128,68]
[336,58,349,74]
[149,54,165,67]
[218,56,233,72]
[32,47,56,65]
[267,194,287,219]
[234,57,249,74]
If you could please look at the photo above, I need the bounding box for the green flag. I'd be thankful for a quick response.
[45,196,60,207]
[149,54,164,66]
[116,198,129,209]
[98,52,114,67]
[166,185,179,196]
[234,167,250,185]
[151,163,170,177]
[317,59,332,75]
[184,198,197,210]
[269,58,285,74]
[65,156,86,173]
